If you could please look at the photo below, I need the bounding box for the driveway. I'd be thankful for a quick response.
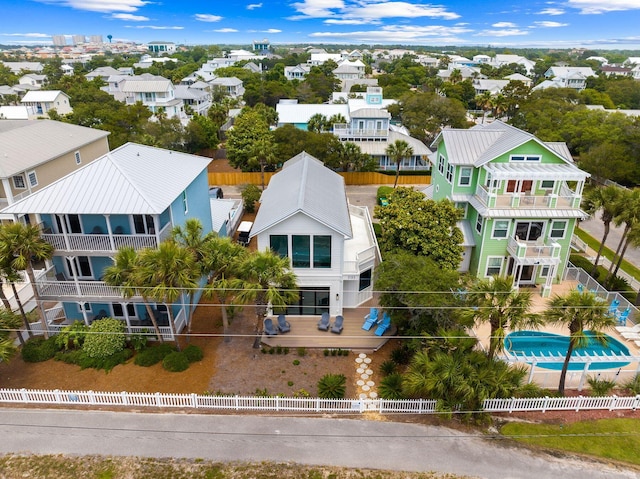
[0,409,635,479]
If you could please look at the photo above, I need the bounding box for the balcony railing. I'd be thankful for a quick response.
[41,222,171,253]
[475,185,580,210]
[333,124,388,139]
[36,280,126,300]
[507,236,561,262]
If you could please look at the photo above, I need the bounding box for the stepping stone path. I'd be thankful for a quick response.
[355,353,378,399]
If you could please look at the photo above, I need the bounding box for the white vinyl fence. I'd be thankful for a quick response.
[1,388,640,414]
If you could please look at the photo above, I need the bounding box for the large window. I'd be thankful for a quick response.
[112,303,137,318]
[438,155,445,174]
[292,235,310,268]
[287,287,330,315]
[550,220,567,239]
[313,236,331,268]
[492,220,509,239]
[359,269,372,291]
[458,167,472,186]
[446,163,454,183]
[475,215,483,234]
[515,221,544,241]
[12,175,25,189]
[66,256,92,278]
[270,235,288,258]
[486,257,503,277]
[133,215,155,234]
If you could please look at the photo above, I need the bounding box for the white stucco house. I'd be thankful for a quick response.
[20,90,73,117]
[250,152,380,317]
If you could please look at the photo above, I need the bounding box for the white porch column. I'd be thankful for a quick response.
[66,255,82,296]
[78,302,90,326]
[58,214,72,251]
[104,214,115,251]
[122,302,132,330]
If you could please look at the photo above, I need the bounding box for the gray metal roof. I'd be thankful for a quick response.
[2,143,211,215]
[21,90,69,103]
[122,76,173,93]
[0,120,110,177]
[250,152,352,238]
[349,108,390,119]
[352,131,431,157]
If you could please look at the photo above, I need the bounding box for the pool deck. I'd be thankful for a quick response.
[470,279,640,389]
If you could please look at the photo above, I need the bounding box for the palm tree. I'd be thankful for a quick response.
[0,257,31,343]
[201,236,248,342]
[581,185,623,276]
[103,246,164,342]
[544,290,614,395]
[449,69,462,84]
[232,249,298,337]
[385,139,414,188]
[0,223,54,338]
[605,188,640,284]
[475,92,492,123]
[135,242,199,347]
[170,218,218,335]
[307,113,329,133]
[327,113,347,131]
[461,276,540,360]
[0,308,20,362]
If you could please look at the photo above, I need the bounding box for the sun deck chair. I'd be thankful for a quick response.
[374,312,391,337]
[331,315,344,334]
[616,307,631,327]
[317,312,330,331]
[608,299,620,317]
[362,307,379,331]
[576,283,584,293]
[263,317,278,336]
[276,314,291,333]
[616,322,640,333]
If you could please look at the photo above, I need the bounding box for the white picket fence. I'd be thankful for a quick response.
[1,388,639,414]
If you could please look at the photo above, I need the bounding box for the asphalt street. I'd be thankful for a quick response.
[579,212,640,270]
[0,408,636,479]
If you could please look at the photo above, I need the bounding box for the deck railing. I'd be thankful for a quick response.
[0,389,638,414]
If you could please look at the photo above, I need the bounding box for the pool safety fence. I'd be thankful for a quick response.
[1,388,640,414]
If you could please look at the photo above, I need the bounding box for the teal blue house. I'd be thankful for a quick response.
[2,143,212,338]
[427,121,589,296]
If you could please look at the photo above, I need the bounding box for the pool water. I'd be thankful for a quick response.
[504,330,630,371]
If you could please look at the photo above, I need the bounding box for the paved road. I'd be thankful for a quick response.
[0,409,635,479]
[580,213,640,270]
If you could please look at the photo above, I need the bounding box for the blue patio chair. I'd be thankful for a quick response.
[362,307,379,331]
[331,315,344,334]
[263,317,278,336]
[576,283,584,293]
[374,312,391,337]
[617,307,631,326]
[276,314,291,333]
[608,299,620,317]
[317,312,330,331]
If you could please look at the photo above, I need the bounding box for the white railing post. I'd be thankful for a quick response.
[542,396,549,413]
[20,388,29,403]
[191,393,198,409]
[609,395,617,411]
[121,391,128,406]
[89,390,96,405]
[155,392,162,407]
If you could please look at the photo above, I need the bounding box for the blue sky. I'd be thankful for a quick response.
[2,0,640,48]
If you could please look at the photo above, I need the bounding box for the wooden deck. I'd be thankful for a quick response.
[261,308,394,351]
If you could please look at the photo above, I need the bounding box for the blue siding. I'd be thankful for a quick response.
[169,169,212,232]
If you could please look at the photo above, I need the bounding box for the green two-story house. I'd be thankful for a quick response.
[428,121,589,296]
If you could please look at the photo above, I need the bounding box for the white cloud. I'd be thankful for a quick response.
[110,13,149,21]
[213,28,239,33]
[247,2,263,9]
[533,20,568,27]
[538,7,565,15]
[309,24,471,43]
[568,0,640,14]
[475,28,529,37]
[194,14,223,22]
[263,28,282,33]
[290,0,459,22]
[325,18,380,24]
[35,0,148,13]
[0,32,50,37]
[126,25,184,30]
[492,22,517,27]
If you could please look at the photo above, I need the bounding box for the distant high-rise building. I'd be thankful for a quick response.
[72,35,86,45]
[89,35,103,44]
[52,35,67,47]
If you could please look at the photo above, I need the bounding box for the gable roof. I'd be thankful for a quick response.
[251,152,352,238]
[121,75,173,93]
[0,120,109,177]
[21,90,68,103]
[2,143,211,215]
[431,121,575,167]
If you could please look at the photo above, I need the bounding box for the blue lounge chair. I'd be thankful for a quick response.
[317,312,330,331]
[617,307,631,326]
[374,312,391,337]
[276,314,291,333]
[608,299,620,317]
[263,317,278,336]
[331,315,344,334]
[362,307,379,331]
[577,283,584,293]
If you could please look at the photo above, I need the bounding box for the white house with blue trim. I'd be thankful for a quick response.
[2,143,212,339]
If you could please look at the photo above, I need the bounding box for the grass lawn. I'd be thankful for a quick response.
[501,418,640,466]
[575,227,640,283]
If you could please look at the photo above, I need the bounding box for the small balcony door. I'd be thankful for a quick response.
[55,214,82,234]
[132,215,155,235]
[506,180,533,194]
[66,256,93,279]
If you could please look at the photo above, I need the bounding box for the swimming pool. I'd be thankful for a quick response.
[504,330,630,371]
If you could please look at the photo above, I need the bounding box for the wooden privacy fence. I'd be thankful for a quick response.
[208,171,431,186]
[1,388,639,414]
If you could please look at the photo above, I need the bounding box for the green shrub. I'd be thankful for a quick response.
[380,359,398,376]
[82,318,126,359]
[624,374,640,394]
[569,254,598,278]
[297,347,307,357]
[240,184,261,213]
[323,349,330,356]
[21,336,59,363]
[183,344,203,363]
[127,333,148,352]
[55,349,132,372]
[341,349,349,356]
[390,345,412,365]
[377,186,393,203]
[134,343,176,367]
[514,382,553,398]
[276,345,282,354]
[317,373,346,399]
[162,351,190,372]
[293,359,300,366]
[284,347,289,355]
[378,373,405,399]
[55,321,88,351]
[587,376,617,396]
[287,381,294,387]
[331,349,337,356]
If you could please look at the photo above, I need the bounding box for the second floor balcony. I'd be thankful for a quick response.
[333,124,388,140]
[475,183,581,210]
[507,236,561,264]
